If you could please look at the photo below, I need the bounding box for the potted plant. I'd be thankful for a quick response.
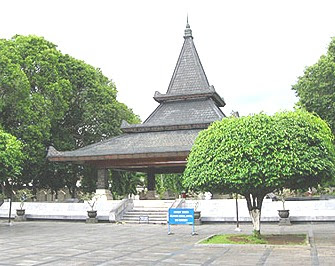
[80,192,99,219]
[276,188,293,218]
[15,189,33,217]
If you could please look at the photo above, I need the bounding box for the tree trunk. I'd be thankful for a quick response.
[3,180,12,198]
[249,209,261,236]
[72,187,76,198]
[245,193,265,237]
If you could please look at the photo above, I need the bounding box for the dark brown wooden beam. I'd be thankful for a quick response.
[110,165,185,174]
[89,158,187,168]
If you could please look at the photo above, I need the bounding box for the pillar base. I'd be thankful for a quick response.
[15,215,27,222]
[194,211,202,225]
[146,190,157,199]
[278,217,291,226]
[86,217,98,223]
[139,190,157,200]
[95,189,113,201]
[194,219,202,225]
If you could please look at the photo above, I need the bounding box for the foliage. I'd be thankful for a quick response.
[292,37,335,135]
[184,110,335,235]
[313,184,335,196]
[0,35,140,193]
[15,188,33,210]
[79,192,98,211]
[274,188,296,210]
[79,166,98,193]
[0,129,24,185]
[110,170,144,200]
[156,174,185,198]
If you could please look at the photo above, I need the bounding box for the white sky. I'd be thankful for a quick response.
[1,0,335,120]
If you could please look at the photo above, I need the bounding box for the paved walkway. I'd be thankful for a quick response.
[0,220,334,265]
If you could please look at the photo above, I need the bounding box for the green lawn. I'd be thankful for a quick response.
[200,234,308,245]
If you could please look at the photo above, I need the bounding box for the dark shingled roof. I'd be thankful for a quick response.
[47,22,226,164]
[166,32,210,96]
[143,98,224,126]
[123,20,226,133]
[48,129,201,159]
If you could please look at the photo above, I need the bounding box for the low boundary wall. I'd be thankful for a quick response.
[1,199,334,222]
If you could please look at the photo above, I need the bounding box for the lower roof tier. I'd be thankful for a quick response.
[47,128,203,163]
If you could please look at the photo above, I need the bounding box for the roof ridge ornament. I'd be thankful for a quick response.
[184,15,193,39]
[120,120,130,129]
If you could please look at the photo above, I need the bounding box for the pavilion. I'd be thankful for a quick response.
[47,21,226,199]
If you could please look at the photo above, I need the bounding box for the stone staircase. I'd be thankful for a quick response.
[121,200,174,224]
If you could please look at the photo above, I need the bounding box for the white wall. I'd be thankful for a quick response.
[184,199,335,222]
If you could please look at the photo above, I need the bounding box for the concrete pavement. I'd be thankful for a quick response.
[0,221,334,265]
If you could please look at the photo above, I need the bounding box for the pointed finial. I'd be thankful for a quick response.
[184,15,193,38]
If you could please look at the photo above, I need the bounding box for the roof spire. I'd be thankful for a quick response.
[184,15,193,38]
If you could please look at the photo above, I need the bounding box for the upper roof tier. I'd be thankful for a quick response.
[121,98,224,133]
[153,21,225,107]
[122,22,226,133]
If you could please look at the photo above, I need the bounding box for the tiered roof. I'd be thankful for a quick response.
[47,21,226,172]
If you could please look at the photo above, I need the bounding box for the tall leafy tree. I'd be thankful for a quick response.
[0,129,24,196]
[183,111,335,236]
[0,35,140,195]
[293,37,335,135]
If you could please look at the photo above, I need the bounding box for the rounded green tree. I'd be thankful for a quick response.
[183,110,335,235]
[0,129,24,187]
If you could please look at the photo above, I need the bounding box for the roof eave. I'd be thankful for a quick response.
[153,90,225,106]
[212,92,226,107]
[121,122,211,133]
[47,150,190,163]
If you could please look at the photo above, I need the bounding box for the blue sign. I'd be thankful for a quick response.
[169,208,194,225]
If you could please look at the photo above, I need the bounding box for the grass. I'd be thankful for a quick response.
[200,234,308,245]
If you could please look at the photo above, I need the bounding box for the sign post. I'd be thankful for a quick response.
[234,193,242,232]
[168,208,197,235]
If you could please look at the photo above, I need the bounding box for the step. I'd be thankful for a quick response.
[122,220,166,224]
[131,208,168,212]
[123,214,167,218]
[123,215,166,219]
[120,204,170,224]
[123,213,166,218]
[122,215,167,220]
[122,216,167,221]
[126,211,167,215]
[121,216,167,224]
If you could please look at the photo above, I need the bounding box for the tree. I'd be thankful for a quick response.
[0,129,24,195]
[0,35,140,194]
[292,37,335,135]
[183,111,335,236]
[156,174,185,198]
[110,170,144,199]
